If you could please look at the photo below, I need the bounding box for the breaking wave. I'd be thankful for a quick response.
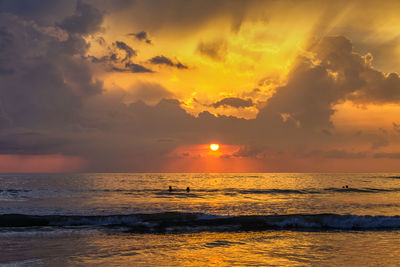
[1,213,400,232]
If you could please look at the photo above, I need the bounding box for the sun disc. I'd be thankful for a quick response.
[210,143,220,151]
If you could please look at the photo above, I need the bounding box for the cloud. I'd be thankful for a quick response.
[94,0,136,12]
[149,55,188,69]
[0,130,68,155]
[0,66,13,75]
[88,54,118,64]
[305,149,368,159]
[0,3,103,131]
[115,41,137,62]
[232,145,267,158]
[373,152,400,159]
[0,0,76,26]
[0,26,12,52]
[0,2,247,171]
[88,39,151,73]
[197,39,227,61]
[212,97,254,108]
[125,82,174,105]
[117,0,263,34]
[3,0,400,171]
[314,37,400,104]
[393,122,400,134]
[369,133,389,149]
[128,31,152,44]
[257,35,400,132]
[112,62,153,73]
[58,0,103,35]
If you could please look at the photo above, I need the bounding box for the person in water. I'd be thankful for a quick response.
[169,186,173,192]
[186,186,190,192]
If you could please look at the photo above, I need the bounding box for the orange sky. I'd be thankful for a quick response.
[1,0,400,172]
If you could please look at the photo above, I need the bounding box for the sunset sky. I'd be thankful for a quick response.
[1,0,400,172]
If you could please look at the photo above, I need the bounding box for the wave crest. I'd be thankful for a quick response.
[1,213,400,232]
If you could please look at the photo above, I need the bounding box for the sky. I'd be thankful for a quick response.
[1,0,400,172]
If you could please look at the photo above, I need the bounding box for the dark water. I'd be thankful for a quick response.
[1,173,400,266]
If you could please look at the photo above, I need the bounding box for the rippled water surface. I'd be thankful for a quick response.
[1,173,400,266]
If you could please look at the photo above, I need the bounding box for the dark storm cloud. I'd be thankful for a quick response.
[0,26,12,52]
[0,66,13,75]
[314,37,400,104]
[0,131,69,155]
[258,36,400,131]
[58,0,103,35]
[115,41,137,62]
[0,0,76,25]
[257,59,338,130]
[94,0,135,12]
[149,55,188,69]
[0,1,103,130]
[212,97,254,108]
[128,31,152,44]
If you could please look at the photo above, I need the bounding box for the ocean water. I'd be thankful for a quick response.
[1,173,400,266]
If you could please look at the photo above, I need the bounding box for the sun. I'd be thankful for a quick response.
[210,143,220,151]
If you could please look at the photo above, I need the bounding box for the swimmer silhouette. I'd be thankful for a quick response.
[186,186,190,192]
[345,185,348,188]
[169,186,173,192]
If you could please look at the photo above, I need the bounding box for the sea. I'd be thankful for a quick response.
[1,173,400,266]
